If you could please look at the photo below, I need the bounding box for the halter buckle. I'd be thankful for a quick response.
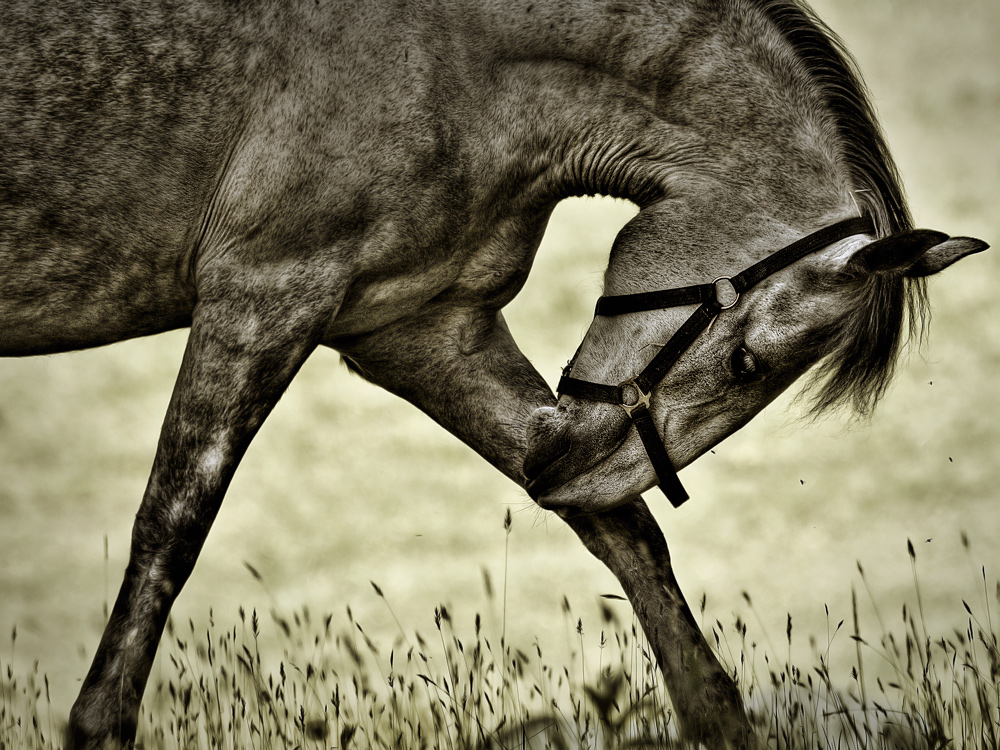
[712,277,740,310]
[618,379,652,418]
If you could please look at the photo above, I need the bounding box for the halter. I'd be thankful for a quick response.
[557,215,874,508]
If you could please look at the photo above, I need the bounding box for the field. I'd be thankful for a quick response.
[1,0,998,746]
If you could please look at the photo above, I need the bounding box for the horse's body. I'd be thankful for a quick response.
[0,0,985,747]
[3,0,540,354]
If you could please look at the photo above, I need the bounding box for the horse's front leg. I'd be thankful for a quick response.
[566,499,751,748]
[67,288,330,749]
[337,308,751,748]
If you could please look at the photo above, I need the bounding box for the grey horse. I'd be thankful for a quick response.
[0,0,985,746]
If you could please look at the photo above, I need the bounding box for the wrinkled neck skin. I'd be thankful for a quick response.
[337,0,868,508]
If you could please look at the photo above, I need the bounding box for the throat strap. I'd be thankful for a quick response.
[632,404,689,506]
[557,215,875,508]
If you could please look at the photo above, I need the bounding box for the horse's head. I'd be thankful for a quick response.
[523,200,986,513]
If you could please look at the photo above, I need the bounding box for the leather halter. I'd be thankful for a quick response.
[557,215,875,508]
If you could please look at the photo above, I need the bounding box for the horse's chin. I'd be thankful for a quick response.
[523,405,656,512]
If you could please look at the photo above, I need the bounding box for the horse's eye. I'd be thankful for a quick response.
[730,346,758,380]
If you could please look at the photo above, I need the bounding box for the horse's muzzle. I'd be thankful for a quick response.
[523,407,572,500]
[523,405,635,507]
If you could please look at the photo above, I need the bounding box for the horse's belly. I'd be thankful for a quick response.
[0,114,207,354]
[0,238,196,356]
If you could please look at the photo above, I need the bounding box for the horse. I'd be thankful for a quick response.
[0,0,986,746]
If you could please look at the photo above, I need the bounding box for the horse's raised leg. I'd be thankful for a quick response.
[336,309,751,747]
[67,296,323,749]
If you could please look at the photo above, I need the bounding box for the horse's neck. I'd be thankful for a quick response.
[481,0,696,76]
[474,0,848,221]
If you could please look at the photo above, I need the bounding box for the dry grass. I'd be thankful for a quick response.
[1,0,996,746]
[4,523,1000,750]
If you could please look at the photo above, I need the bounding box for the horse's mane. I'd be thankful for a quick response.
[752,0,929,417]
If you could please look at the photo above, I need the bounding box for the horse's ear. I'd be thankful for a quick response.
[903,236,990,277]
[846,229,988,278]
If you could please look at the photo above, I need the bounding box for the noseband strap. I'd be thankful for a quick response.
[557,215,874,508]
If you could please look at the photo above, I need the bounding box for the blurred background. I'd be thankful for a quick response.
[1,0,997,723]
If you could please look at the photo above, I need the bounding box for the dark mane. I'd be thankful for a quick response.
[753,0,929,416]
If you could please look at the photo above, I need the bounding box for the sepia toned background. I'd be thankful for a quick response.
[1,0,997,724]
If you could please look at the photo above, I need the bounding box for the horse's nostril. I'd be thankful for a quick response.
[523,408,572,484]
[523,436,570,483]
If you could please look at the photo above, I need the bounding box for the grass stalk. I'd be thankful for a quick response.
[6,537,1000,749]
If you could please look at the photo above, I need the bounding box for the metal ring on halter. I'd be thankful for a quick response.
[617,379,652,418]
[712,277,740,310]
